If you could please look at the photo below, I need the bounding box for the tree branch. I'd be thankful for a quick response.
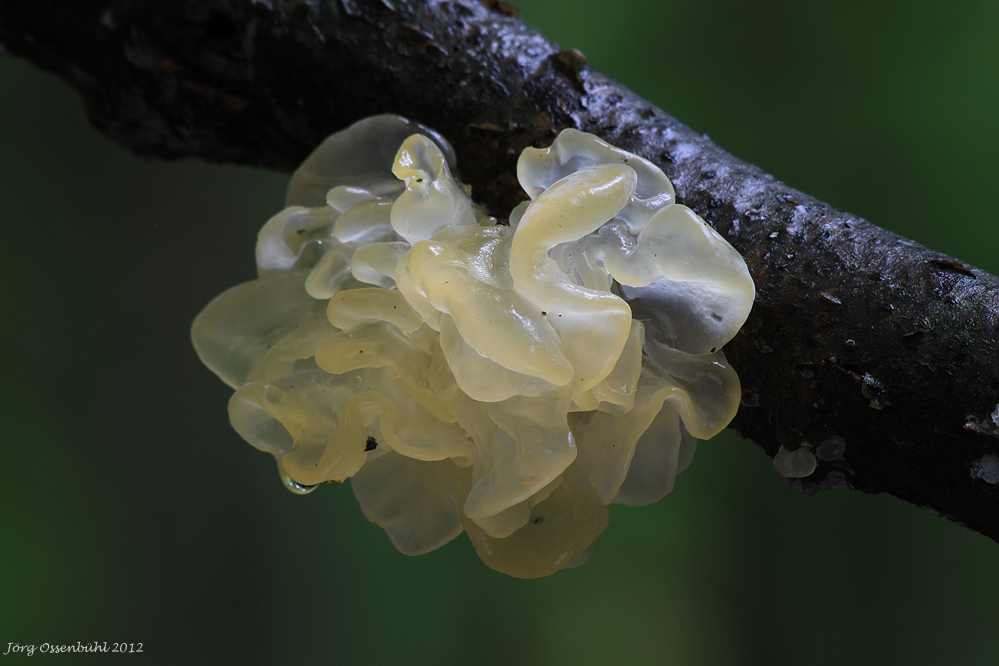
[3,0,997,540]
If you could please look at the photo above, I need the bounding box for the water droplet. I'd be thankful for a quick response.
[283,474,319,495]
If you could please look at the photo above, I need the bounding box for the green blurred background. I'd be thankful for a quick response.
[2,0,997,663]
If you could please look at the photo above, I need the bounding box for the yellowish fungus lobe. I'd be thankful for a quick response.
[192,115,755,578]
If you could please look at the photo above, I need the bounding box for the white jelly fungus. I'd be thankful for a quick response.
[773,444,817,478]
[815,435,846,461]
[192,115,756,578]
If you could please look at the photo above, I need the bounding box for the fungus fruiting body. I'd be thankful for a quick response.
[816,435,846,461]
[773,444,818,478]
[192,115,755,577]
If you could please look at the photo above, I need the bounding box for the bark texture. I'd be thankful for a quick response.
[2,0,998,539]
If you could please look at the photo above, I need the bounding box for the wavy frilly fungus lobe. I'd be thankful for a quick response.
[192,115,755,578]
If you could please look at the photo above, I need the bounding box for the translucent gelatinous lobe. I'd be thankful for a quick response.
[773,445,817,478]
[191,114,756,578]
[816,435,846,461]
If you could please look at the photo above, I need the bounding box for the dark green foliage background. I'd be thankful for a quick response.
[1,1,997,663]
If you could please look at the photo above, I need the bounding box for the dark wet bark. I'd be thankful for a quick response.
[3,0,997,540]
